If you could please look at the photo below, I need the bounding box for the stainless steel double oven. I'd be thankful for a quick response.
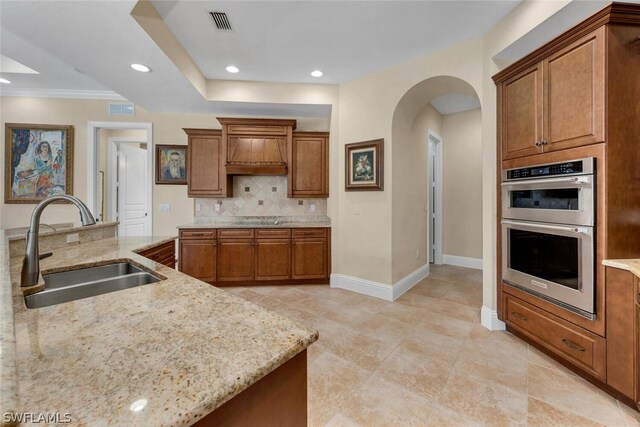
[501,158,596,319]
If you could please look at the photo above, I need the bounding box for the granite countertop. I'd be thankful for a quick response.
[602,259,640,279]
[180,215,331,229]
[1,234,318,426]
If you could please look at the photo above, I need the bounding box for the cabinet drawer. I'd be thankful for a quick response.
[255,229,291,239]
[218,229,255,239]
[505,294,606,379]
[291,228,327,239]
[180,229,216,239]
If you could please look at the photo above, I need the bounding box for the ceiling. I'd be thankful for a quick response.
[0,0,616,117]
[153,0,523,84]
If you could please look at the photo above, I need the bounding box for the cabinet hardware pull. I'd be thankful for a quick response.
[562,339,586,352]
[511,312,528,321]
[535,141,541,147]
[541,139,548,146]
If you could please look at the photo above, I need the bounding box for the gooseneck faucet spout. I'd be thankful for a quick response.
[21,195,96,287]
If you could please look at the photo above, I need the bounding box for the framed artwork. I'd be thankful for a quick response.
[155,144,187,185]
[5,123,74,204]
[345,138,384,191]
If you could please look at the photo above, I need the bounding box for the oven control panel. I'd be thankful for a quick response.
[505,158,594,181]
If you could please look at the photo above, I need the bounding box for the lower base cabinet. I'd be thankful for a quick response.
[137,240,176,269]
[179,227,330,285]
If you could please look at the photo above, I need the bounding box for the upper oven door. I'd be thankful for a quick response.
[501,175,594,226]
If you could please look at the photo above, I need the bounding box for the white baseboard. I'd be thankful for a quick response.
[330,263,430,302]
[481,306,506,331]
[443,254,483,270]
[330,274,394,301]
[392,263,430,300]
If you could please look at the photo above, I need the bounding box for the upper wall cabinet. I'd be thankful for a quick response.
[497,27,605,160]
[289,132,329,198]
[183,128,232,197]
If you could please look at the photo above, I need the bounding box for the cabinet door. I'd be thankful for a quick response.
[290,133,329,198]
[179,239,216,282]
[544,27,605,152]
[217,240,254,282]
[255,239,291,281]
[186,130,225,197]
[500,64,544,160]
[291,238,328,280]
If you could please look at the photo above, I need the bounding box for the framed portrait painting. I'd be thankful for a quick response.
[5,123,74,204]
[156,145,187,185]
[345,139,384,191]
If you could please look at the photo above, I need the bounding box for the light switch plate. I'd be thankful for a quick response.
[160,203,171,212]
[214,203,220,212]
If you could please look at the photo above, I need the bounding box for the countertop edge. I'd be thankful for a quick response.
[602,259,640,279]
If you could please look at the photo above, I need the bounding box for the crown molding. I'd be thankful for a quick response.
[0,88,126,100]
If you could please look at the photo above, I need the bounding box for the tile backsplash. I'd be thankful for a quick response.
[195,176,327,218]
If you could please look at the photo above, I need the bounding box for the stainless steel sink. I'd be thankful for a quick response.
[25,262,161,309]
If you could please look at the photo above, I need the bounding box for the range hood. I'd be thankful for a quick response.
[218,117,297,176]
[225,136,288,175]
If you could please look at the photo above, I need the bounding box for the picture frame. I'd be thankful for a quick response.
[345,138,384,191]
[155,144,187,185]
[5,123,74,204]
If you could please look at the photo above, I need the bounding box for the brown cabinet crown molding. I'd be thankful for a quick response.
[492,2,640,83]
[216,117,297,131]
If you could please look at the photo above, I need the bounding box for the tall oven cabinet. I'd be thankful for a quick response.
[493,2,640,403]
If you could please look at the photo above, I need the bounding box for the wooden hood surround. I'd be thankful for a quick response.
[217,117,297,176]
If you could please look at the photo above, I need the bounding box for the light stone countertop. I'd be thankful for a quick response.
[602,259,640,279]
[1,234,318,426]
[179,221,331,229]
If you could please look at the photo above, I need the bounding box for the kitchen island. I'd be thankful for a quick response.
[0,229,318,426]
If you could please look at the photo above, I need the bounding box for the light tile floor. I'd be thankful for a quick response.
[223,265,640,427]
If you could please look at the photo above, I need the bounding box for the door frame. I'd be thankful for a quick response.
[87,121,153,230]
[428,129,443,265]
[107,136,150,235]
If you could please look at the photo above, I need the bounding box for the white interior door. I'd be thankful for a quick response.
[428,130,443,264]
[117,143,148,237]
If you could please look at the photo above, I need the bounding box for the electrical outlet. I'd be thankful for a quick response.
[196,203,201,212]
[160,203,171,212]
[66,233,79,244]
[214,202,220,212]
[310,203,316,212]
[416,249,420,259]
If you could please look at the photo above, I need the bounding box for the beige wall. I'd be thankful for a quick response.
[391,104,442,282]
[442,108,482,259]
[0,97,218,235]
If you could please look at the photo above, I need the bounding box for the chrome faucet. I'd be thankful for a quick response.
[21,195,96,287]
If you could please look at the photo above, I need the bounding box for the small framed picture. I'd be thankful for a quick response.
[345,138,384,191]
[5,123,74,203]
[156,145,187,185]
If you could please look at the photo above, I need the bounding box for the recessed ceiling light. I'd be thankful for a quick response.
[310,70,324,78]
[131,63,151,73]
[0,78,10,84]
[226,65,239,73]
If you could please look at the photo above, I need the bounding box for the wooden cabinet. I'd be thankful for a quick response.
[178,227,330,285]
[496,27,605,160]
[217,239,255,282]
[289,132,329,198]
[184,128,232,197]
[500,64,544,160]
[137,240,176,269]
[255,229,291,281]
[504,294,606,380]
[179,237,217,282]
[604,266,640,405]
[292,228,329,280]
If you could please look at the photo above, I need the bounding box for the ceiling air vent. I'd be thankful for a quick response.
[210,12,232,30]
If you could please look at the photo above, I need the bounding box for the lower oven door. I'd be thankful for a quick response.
[502,219,595,318]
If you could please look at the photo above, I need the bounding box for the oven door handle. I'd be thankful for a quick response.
[501,219,590,235]
[501,175,590,187]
